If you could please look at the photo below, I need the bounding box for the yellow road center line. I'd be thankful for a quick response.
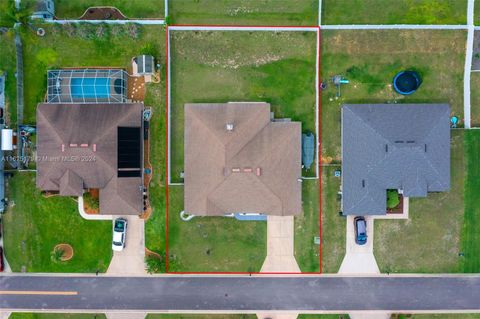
[0,290,78,296]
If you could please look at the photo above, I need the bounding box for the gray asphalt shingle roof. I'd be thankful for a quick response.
[342,104,451,215]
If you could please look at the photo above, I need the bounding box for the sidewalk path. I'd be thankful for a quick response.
[107,216,146,275]
[106,313,146,319]
[321,24,468,30]
[464,0,475,129]
[260,216,301,273]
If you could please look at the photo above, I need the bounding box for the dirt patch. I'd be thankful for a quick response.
[53,243,74,261]
[79,7,127,20]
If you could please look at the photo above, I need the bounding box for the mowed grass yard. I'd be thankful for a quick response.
[392,315,480,319]
[169,0,318,26]
[53,0,165,18]
[3,173,112,272]
[0,29,17,124]
[9,314,106,319]
[170,30,317,181]
[321,30,466,162]
[374,130,465,273]
[167,185,267,272]
[470,73,480,127]
[461,130,480,273]
[322,0,467,24]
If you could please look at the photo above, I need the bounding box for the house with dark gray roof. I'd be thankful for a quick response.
[341,104,451,216]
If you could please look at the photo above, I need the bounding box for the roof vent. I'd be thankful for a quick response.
[226,123,234,131]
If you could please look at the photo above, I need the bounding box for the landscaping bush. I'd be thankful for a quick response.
[83,192,99,210]
[387,189,400,209]
[51,247,65,263]
[145,253,166,274]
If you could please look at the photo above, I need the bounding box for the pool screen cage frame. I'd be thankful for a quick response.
[47,69,128,104]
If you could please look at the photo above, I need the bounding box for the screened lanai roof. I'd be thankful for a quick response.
[47,69,128,104]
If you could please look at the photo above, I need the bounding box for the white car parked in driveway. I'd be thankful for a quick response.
[112,218,127,251]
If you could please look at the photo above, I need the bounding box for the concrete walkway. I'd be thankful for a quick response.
[339,216,379,274]
[106,312,146,319]
[464,0,475,129]
[256,313,298,319]
[106,216,147,275]
[260,216,301,273]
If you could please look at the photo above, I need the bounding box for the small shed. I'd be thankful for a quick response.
[31,0,55,19]
[134,55,155,75]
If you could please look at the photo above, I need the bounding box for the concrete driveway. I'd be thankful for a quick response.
[339,215,379,274]
[107,216,146,275]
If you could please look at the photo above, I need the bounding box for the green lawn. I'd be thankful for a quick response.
[321,30,466,161]
[169,0,318,26]
[53,0,164,19]
[146,315,256,319]
[470,73,480,127]
[167,185,267,272]
[294,180,320,272]
[170,30,317,182]
[322,0,467,24]
[2,172,112,272]
[9,314,106,319]
[21,23,165,124]
[461,130,480,272]
[320,167,345,273]
[0,28,17,125]
[374,130,465,273]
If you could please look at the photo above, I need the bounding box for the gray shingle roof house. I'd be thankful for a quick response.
[184,102,302,216]
[36,103,144,215]
[342,104,451,216]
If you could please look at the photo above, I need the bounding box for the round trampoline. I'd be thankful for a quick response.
[393,71,421,95]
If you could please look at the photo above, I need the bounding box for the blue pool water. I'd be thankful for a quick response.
[71,78,110,99]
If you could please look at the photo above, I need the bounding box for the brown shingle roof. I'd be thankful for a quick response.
[36,103,143,215]
[184,102,302,216]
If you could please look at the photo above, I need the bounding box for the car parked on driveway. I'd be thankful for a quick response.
[354,216,367,245]
[112,218,127,251]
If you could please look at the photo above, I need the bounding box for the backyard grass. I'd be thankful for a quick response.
[294,180,320,272]
[169,0,318,26]
[2,172,112,272]
[322,0,467,25]
[320,166,345,273]
[21,23,166,124]
[0,28,17,125]
[470,73,480,127]
[374,130,465,273]
[461,130,480,272]
[9,314,106,319]
[146,315,256,319]
[170,30,317,182]
[53,0,165,19]
[167,185,267,272]
[321,30,466,161]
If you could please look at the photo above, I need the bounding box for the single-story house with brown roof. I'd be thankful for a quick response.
[184,102,302,216]
[36,103,144,215]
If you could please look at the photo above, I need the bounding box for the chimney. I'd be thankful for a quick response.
[226,123,234,132]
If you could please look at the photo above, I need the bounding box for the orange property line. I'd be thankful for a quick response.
[0,290,78,296]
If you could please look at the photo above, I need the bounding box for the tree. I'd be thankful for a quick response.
[387,189,400,209]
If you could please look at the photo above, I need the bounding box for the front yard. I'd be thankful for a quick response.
[321,30,466,162]
[3,173,112,272]
[374,130,465,273]
[167,185,267,272]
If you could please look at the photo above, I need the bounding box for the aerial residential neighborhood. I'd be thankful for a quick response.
[1,1,480,319]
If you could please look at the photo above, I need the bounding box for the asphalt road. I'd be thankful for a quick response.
[1,275,480,311]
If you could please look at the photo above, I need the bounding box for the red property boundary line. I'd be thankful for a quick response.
[165,24,322,274]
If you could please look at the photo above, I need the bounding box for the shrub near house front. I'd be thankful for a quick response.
[387,189,400,209]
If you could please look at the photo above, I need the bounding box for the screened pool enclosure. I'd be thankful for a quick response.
[47,69,128,103]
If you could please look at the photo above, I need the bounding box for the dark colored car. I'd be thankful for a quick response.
[0,246,4,272]
[354,216,367,245]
